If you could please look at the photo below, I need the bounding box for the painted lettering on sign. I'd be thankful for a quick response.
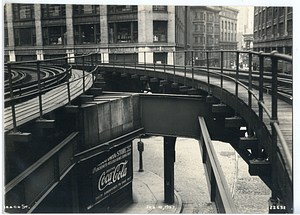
[98,160,128,191]
[88,144,133,210]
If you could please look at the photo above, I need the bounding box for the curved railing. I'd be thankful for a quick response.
[98,50,292,175]
[5,50,292,211]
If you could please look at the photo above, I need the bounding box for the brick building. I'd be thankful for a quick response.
[4,4,188,65]
[253,7,292,55]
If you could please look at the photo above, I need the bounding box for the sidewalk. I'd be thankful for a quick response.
[121,170,182,214]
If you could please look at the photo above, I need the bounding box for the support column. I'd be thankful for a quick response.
[66,5,75,63]
[138,5,153,44]
[164,136,176,204]
[138,47,153,64]
[167,6,175,44]
[101,49,109,63]
[100,5,108,45]
[34,4,44,60]
[6,3,16,62]
[167,51,175,65]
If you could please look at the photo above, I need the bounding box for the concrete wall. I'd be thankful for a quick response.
[80,93,141,149]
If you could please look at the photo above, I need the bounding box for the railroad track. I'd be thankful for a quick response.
[4,65,69,107]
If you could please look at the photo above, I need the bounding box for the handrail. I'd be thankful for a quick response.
[102,51,292,175]
[5,49,292,176]
[5,132,79,194]
[198,116,237,213]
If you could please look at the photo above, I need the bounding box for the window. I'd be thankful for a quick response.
[207,25,213,33]
[207,36,213,44]
[4,28,8,47]
[109,22,138,43]
[43,26,66,45]
[231,23,233,30]
[153,21,167,42]
[235,23,237,31]
[200,36,205,44]
[13,4,34,20]
[225,21,227,29]
[194,36,198,44]
[42,4,66,17]
[225,33,227,41]
[287,20,292,36]
[108,5,137,14]
[215,27,219,34]
[74,24,100,44]
[228,33,230,41]
[279,23,284,36]
[14,28,36,46]
[73,5,100,15]
[279,7,284,16]
[153,5,167,12]
[267,7,272,21]
[195,24,198,31]
[273,7,278,19]
[273,24,277,36]
[222,21,223,29]
[199,12,205,20]
[200,24,205,32]
[208,13,213,22]
[221,32,223,41]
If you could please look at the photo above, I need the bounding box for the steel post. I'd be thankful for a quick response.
[37,61,43,119]
[7,63,17,132]
[220,51,224,103]
[66,58,71,105]
[248,52,253,136]
[207,51,210,94]
[270,51,279,202]
[235,52,239,115]
[82,56,85,94]
[164,136,176,204]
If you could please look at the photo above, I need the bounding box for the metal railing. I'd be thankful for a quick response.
[198,116,237,213]
[5,49,292,209]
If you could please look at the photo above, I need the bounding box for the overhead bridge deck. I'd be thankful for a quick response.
[4,51,293,213]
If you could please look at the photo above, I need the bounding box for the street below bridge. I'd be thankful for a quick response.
[132,136,271,214]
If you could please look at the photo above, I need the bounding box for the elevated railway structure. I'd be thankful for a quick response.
[4,50,292,213]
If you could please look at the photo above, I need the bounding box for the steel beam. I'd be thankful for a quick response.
[164,136,176,204]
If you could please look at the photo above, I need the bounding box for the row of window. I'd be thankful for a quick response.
[12,4,101,20]
[221,20,236,31]
[193,11,218,22]
[194,24,219,34]
[10,4,168,20]
[220,32,236,41]
[194,36,217,45]
[7,21,168,47]
[254,7,292,27]
[254,19,292,39]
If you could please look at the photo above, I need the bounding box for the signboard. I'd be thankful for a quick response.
[87,143,133,210]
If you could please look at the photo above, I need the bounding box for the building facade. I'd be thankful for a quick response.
[219,6,239,68]
[4,4,188,65]
[253,7,292,55]
[188,6,221,66]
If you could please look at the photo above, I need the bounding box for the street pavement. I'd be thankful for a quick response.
[124,136,270,214]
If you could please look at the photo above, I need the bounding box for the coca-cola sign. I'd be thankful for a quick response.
[88,144,132,210]
[98,160,128,191]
